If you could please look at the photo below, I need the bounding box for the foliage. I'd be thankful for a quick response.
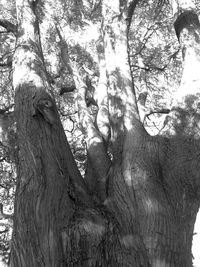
[130,1,182,134]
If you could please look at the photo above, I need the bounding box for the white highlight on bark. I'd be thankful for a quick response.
[123,116,134,131]
[16,0,35,37]
[173,46,200,104]
[120,234,136,249]
[123,166,132,187]
[145,198,154,211]
[13,49,43,88]
[103,0,120,16]
[87,136,102,148]
[60,23,99,52]
[143,197,163,214]
[151,259,170,267]
[181,48,200,85]
[170,0,196,14]
[177,0,196,9]
[81,219,105,235]
[95,66,107,103]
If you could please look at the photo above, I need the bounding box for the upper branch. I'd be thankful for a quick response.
[127,0,141,28]
[0,19,17,35]
[56,26,111,202]
[72,65,112,202]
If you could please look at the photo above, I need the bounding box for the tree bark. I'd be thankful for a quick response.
[10,1,91,266]
[9,0,200,267]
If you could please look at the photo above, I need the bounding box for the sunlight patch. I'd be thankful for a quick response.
[81,220,105,236]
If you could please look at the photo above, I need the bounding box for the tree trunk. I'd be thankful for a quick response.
[10,1,200,267]
[10,0,91,266]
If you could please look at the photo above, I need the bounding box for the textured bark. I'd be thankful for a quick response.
[10,1,91,266]
[9,0,200,267]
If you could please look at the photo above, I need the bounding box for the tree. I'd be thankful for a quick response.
[3,0,200,266]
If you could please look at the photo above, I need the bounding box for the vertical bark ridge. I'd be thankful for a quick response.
[11,85,73,266]
[157,136,200,266]
[131,137,174,266]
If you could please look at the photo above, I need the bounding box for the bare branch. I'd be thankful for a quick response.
[0,19,17,35]
[145,108,170,121]
[72,65,111,202]
[0,62,12,68]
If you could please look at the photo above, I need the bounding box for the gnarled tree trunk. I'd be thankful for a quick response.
[10,0,200,267]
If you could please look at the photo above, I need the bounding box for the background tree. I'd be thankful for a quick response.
[0,0,200,266]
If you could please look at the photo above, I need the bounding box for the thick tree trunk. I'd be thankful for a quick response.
[10,1,91,266]
[10,0,200,267]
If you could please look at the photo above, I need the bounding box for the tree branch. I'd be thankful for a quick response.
[56,25,111,202]
[127,0,141,24]
[145,108,170,120]
[73,65,111,202]
[0,62,12,68]
[0,19,17,35]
